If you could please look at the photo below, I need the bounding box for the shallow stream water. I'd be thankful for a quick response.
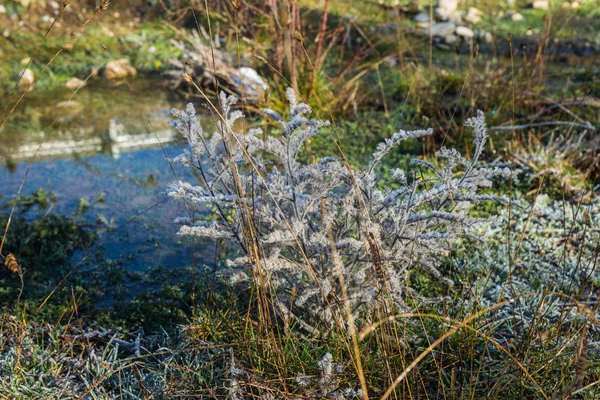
[0,78,217,279]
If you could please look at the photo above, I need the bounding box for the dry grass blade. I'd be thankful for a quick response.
[553,326,590,400]
[361,291,599,400]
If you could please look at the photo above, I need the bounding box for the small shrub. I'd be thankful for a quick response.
[167,89,511,332]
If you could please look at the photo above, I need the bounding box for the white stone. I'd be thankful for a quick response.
[468,7,483,16]
[239,67,267,89]
[0,5,6,14]
[235,67,268,98]
[456,26,475,39]
[512,12,524,21]
[464,7,483,24]
[436,0,459,20]
[438,0,458,12]
[18,69,35,87]
[65,78,86,90]
[532,0,549,10]
[571,1,580,9]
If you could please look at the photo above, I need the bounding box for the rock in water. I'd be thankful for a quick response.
[104,59,137,80]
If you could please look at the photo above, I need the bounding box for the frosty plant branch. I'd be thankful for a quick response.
[167,88,512,332]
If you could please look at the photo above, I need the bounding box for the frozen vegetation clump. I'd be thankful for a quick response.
[295,352,363,399]
[167,89,510,331]
[456,193,600,339]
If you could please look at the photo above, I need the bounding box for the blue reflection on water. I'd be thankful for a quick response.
[1,145,212,273]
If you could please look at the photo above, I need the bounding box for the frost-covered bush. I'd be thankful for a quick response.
[457,193,600,337]
[167,89,509,331]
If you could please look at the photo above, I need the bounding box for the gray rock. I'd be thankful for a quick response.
[233,67,268,98]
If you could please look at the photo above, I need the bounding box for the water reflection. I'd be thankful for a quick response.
[0,79,217,277]
[9,118,180,161]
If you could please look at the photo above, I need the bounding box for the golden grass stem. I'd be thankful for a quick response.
[363,291,599,400]
[320,198,370,400]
